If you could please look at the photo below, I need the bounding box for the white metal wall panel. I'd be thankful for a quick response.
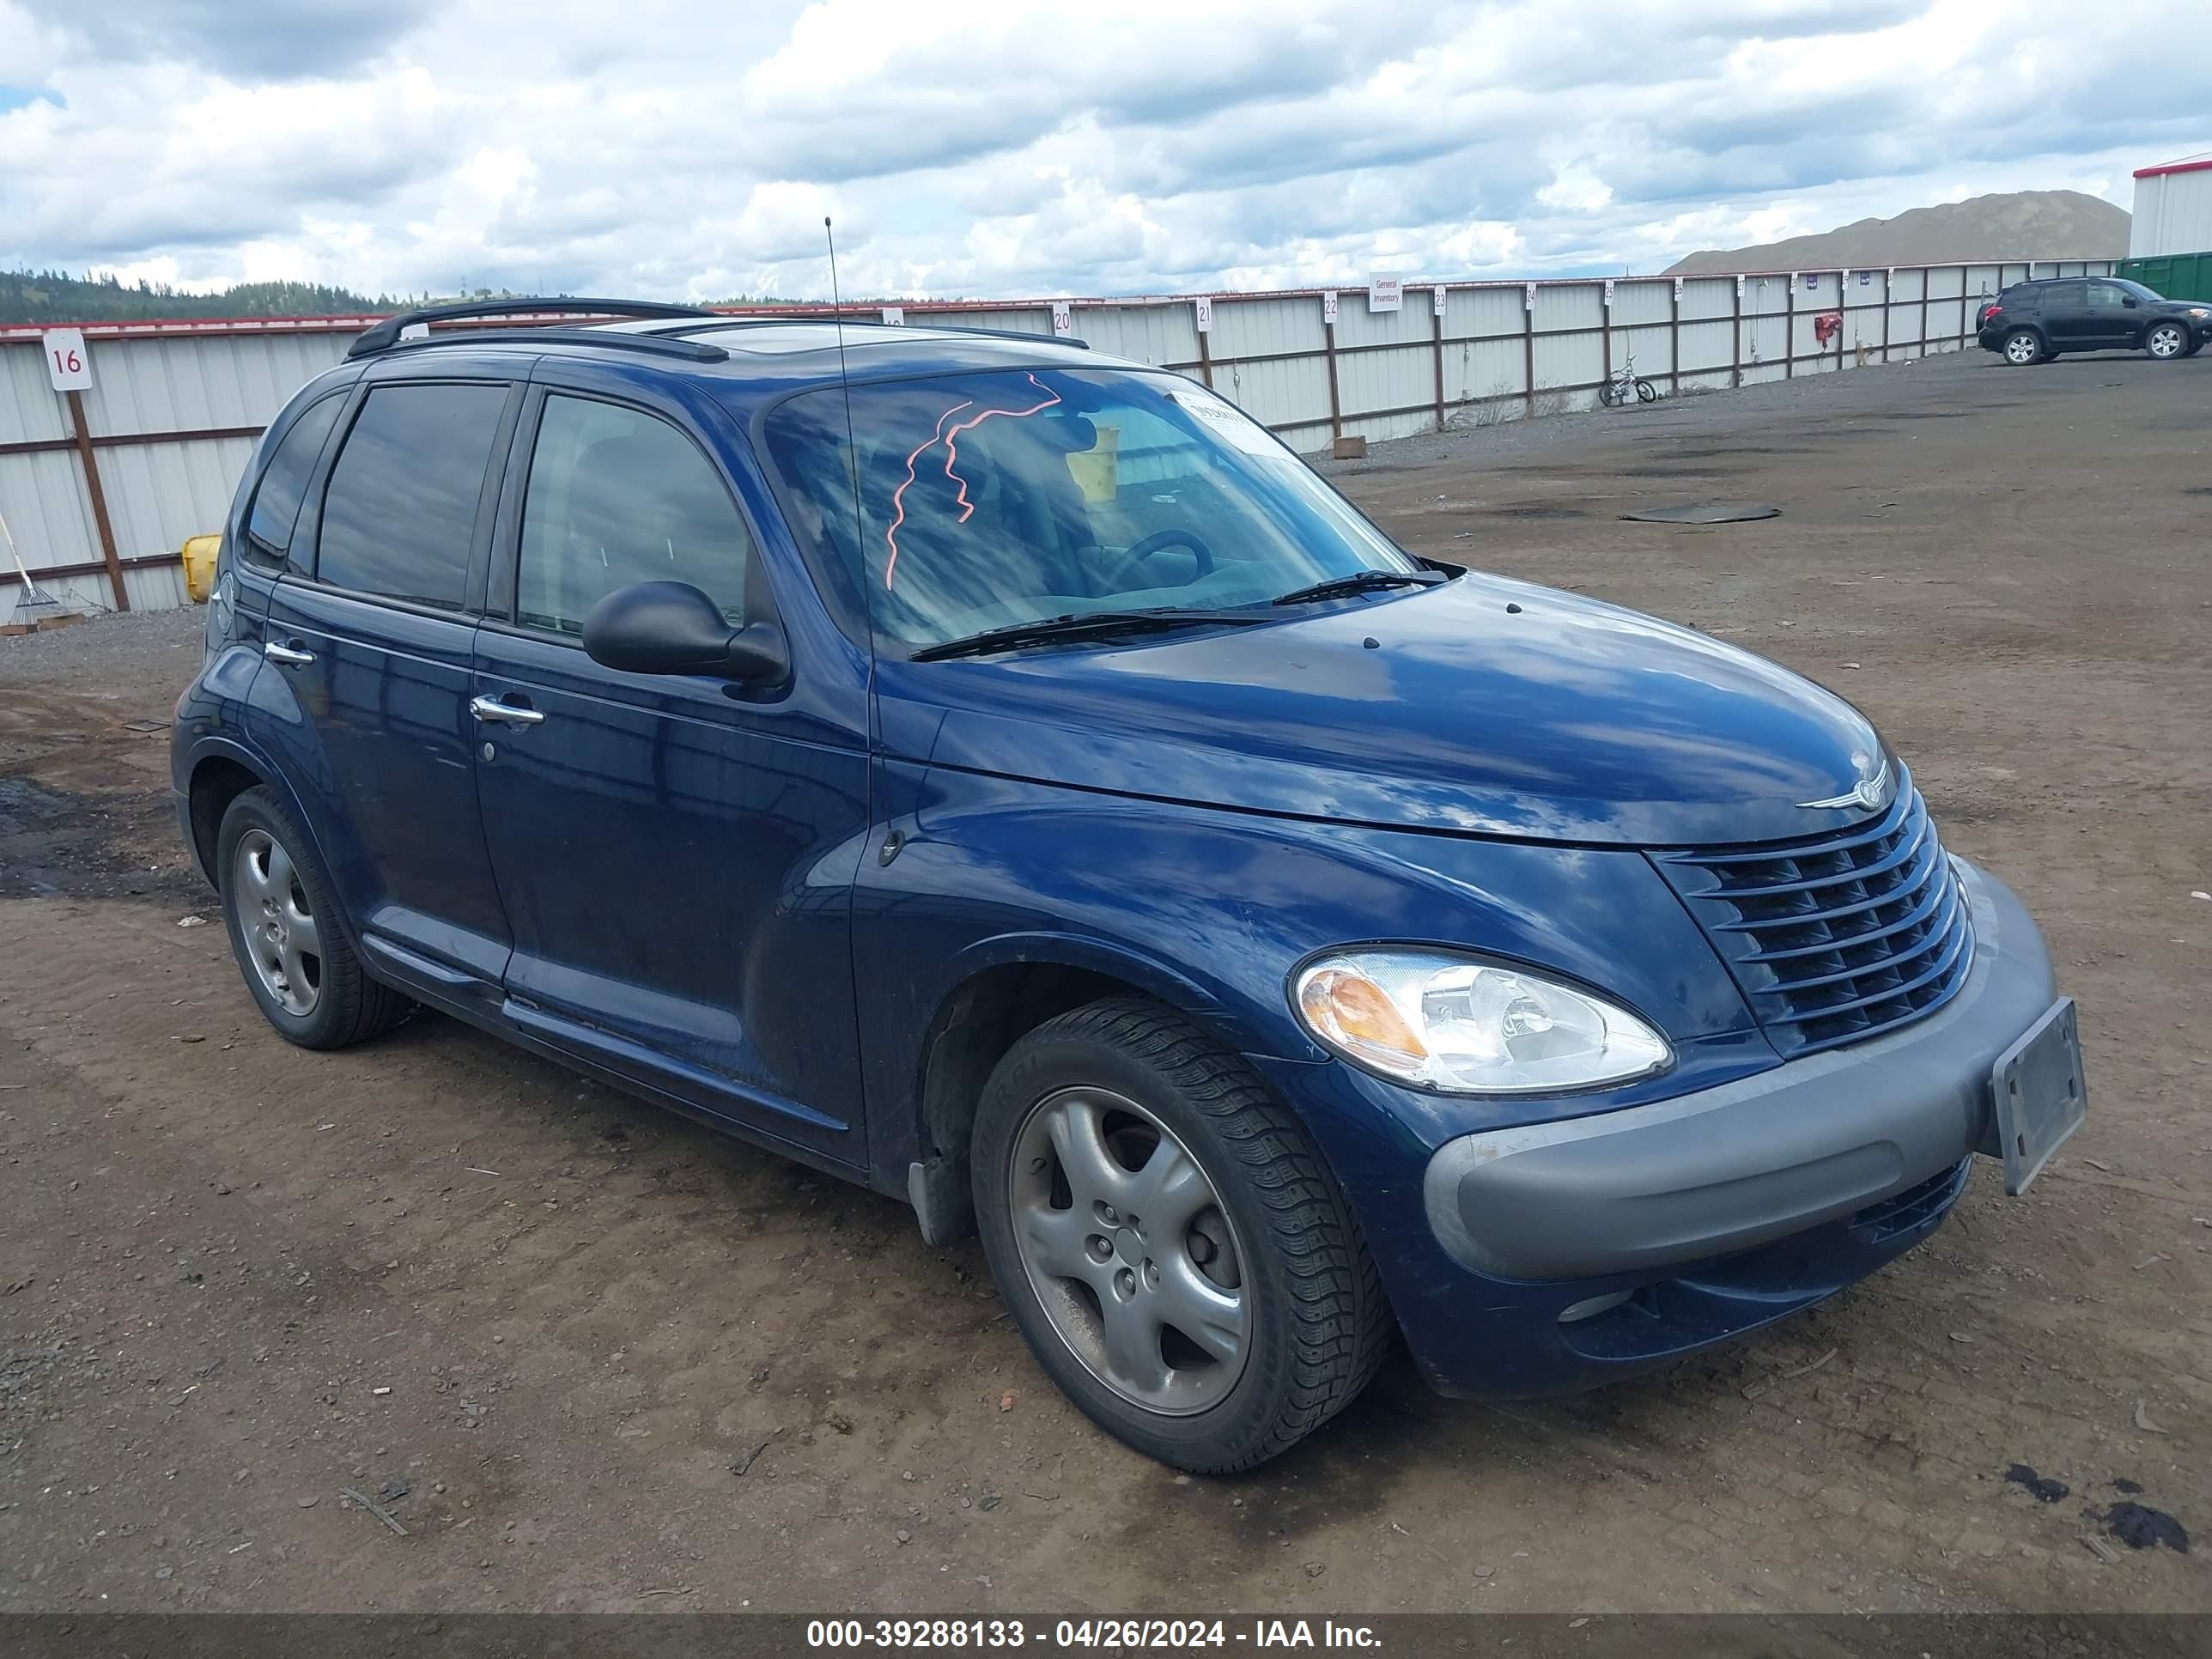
[1678,318,1735,375]
[2131,170,2212,258]
[1210,295,1323,362]
[0,447,99,573]
[1607,281,1673,328]
[1079,304,1198,368]
[1614,322,1674,379]
[1335,342,1433,424]
[1334,291,1436,349]
[1531,328,1603,395]
[1213,355,1329,435]
[95,434,257,566]
[1440,334,1527,406]
[78,332,347,438]
[2,342,74,444]
[1679,278,1735,323]
[1533,284,1603,337]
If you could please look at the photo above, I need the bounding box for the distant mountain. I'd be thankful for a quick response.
[0,269,398,325]
[1663,190,2130,276]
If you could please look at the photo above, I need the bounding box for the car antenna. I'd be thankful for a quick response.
[823,216,875,597]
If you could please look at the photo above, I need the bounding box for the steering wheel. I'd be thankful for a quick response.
[1105,526,1216,588]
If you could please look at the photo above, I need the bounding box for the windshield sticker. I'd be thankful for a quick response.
[884,373,1063,590]
[1171,389,1279,457]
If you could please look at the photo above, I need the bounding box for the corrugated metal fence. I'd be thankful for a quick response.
[0,257,2115,618]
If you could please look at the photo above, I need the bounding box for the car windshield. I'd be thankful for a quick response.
[762,366,1419,649]
[2112,278,2163,301]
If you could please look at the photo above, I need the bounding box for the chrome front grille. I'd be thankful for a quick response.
[1653,775,1974,1058]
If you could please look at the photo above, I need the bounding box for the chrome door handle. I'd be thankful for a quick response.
[469,695,544,726]
[263,641,314,666]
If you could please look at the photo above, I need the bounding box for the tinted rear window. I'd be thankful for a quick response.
[316,383,508,610]
[244,393,344,566]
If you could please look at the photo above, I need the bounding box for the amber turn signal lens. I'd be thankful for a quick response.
[1297,966,1431,1075]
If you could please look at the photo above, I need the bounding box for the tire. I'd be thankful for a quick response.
[1598,382,1621,408]
[2001,328,2044,367]
[971,996,1391,1473]
[216,786,409,1049]
[1634,378,1657,404]
[2146,321,2187,361]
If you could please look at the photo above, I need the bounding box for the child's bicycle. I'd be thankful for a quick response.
[1598,354,1658,408]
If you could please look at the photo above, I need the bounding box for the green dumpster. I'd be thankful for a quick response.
[2119,252,2212,304]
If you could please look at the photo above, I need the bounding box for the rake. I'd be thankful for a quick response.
[1,507,66,628]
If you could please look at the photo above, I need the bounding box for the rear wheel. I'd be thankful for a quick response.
[2147,321,2187,360]
[1634,379,1657,403]
[972,997,1390,1473]
[2002,329,2044,366]
[217,787,409,1049]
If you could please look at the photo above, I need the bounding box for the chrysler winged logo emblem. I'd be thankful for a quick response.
[1797,751,1893,812]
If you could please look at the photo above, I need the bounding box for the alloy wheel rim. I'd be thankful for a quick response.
[2007,335,2036,363]
[232,829,322,1017]
[2150,325,2182,357]
[1009,1086,1251,1416]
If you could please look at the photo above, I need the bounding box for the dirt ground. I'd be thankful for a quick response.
[1,349,2206,1619]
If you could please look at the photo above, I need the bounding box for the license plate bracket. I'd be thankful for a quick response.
[1992,996,2086,1196]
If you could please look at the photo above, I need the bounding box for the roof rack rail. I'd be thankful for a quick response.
[673,316,1089,350]
[371,325,730,364]
[349,297,718,359]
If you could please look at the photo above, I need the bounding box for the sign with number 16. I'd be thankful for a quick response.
[44,328,93,392]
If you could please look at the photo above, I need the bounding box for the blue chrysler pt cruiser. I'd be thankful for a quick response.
[173,299,2085,1472]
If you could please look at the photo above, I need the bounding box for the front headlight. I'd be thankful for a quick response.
[2189,308,2210,320]
[1292,949,1671,1095]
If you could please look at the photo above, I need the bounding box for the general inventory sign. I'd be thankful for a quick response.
[1366,275,1402,313]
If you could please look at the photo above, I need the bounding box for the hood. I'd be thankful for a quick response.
[874,573,1893,847]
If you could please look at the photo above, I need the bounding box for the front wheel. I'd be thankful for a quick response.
[972,998,1391,1473]
[1634,378,1658,404]
[2146,321,2187,360]
[2002,329,2044,366]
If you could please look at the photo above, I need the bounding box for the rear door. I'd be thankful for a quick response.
[2039,283,2095,349]
[254,367,522,990]
[468,377,871,1164]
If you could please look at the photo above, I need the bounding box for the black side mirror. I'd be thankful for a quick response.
[581,580,788,684]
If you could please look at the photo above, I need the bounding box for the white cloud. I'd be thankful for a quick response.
[0,0,2197,301]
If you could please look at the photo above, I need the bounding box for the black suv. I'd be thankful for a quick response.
[1975,276,2211,365]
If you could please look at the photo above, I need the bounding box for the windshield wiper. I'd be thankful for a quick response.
[909,607,1273,663]
[1270,569,1447,607]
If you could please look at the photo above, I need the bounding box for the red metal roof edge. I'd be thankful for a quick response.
[2134,157,2212,179]
[0,258,2120,343]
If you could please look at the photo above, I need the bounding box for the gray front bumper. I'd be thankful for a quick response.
[1424,860,2059,1282]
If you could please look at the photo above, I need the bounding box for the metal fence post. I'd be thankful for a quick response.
[1668,278,1681,396]
[1731,279,1742,387]
[1522,289,1536,416]
[1322,298,1344,444]
[1430,289,1446,434]
[1785,275,1796,379]
[64,389,130,613]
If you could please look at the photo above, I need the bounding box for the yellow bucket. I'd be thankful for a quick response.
[180,534,221,604]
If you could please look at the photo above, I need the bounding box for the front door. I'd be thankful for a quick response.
[2081,280,2138,347]
[253,374,520,988]
[470,385,871,1164]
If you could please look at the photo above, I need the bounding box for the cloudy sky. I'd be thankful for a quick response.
[0,0,2202,301]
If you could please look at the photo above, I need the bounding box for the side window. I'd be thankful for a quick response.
[2045,282,2086,309]
[317,383,508,610]
[2085,283,2125,309]
[515,395,754,638]
[242,394,344,568]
